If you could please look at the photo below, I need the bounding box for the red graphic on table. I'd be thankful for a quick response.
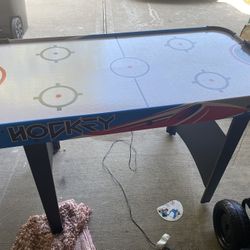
[0,66,6,85]
[90,102,247,136]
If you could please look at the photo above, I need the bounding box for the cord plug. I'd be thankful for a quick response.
[156,233,170,250]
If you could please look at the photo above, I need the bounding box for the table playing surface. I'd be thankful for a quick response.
[1,27,250,147]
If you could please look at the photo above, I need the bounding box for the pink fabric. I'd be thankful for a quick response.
[11,199,96,250]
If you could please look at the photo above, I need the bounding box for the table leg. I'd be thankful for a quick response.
[175,121,226,188]
[52,141,60,154]
[23,143,63,234]
[166,126,177,135]
[201,113,250,203]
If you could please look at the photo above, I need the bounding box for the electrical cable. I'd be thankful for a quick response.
[102,132,167,249]
[128,132,136,172]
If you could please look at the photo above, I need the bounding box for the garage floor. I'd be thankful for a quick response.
[1,1,250,249]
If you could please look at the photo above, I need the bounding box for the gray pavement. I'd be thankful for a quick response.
[24,0,249,38]
[1,0,250,250]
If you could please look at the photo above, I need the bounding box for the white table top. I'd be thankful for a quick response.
[0,27,250,125]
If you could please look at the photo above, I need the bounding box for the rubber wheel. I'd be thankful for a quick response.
[11,17,23,39]
[213,199,250,250]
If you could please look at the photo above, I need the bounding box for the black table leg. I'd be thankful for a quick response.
[201,113,250,203]
[166,126,177,135]
[169,113,250,203]
[52,141,60,154]
[23,142,63,234]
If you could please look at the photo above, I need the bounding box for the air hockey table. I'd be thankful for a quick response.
[1,26,250,234]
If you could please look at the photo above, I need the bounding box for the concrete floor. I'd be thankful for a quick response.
[1,0,250,249]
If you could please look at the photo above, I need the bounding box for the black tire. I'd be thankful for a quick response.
[11,17,23,39]
[213,199,250,250]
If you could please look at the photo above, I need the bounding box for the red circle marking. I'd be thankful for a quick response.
[56,94,62,98]
[0,66,6,85]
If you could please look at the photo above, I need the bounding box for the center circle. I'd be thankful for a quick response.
[110,57,150,78]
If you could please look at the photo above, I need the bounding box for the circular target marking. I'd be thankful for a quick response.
[165,37,195,52]
[110,57,150,78]
[36,45,74,63]
[231,44,250,65]
[193,70,230,92]
[0,66,6,85]
[34,83,82,111]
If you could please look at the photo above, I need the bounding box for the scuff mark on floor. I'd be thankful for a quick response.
[147,3,163,27]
